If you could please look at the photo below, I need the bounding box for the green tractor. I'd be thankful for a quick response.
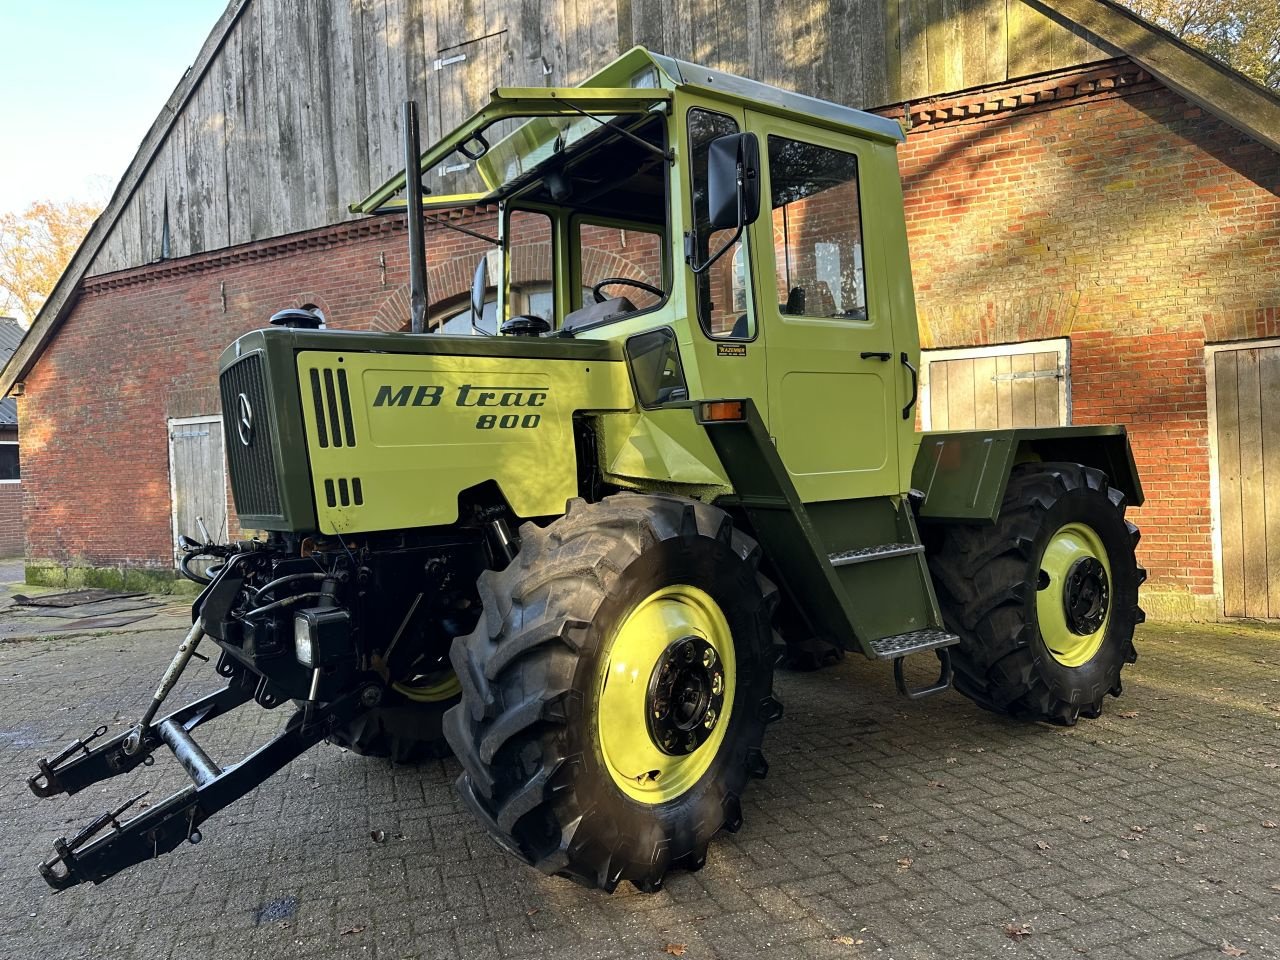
[29,48,1144,894]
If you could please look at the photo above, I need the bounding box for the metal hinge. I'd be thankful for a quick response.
[433,53,467,71]
[990,369,1062,383]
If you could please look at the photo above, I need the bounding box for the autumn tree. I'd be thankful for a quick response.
[1116,0,1280,90]
[0,200,101,323]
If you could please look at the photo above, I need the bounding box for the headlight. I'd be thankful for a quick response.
[294,614,315,667]
[293,607,352,669]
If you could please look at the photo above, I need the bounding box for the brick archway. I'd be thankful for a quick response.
[367,242,655,332]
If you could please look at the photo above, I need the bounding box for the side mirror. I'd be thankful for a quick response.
[470,256,488,334]
[707,132,760,230]
[689,133,760,274]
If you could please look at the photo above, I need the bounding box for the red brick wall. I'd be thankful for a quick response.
[21,210,656,568]
[884,59,1280,612]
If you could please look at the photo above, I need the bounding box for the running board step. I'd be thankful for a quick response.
[867,628,960,661]
[829,542,924,567]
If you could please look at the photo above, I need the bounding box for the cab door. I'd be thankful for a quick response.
[745,113,903,502]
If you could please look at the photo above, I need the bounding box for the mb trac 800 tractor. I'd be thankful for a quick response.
[30,48,1144,894]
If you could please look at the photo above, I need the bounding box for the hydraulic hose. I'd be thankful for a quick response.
[252,571,327,602]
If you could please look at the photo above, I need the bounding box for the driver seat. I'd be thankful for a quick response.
[560,296,637,336]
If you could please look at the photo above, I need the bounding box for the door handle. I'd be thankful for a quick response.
[860,351,891,361]
[901,352,918,420]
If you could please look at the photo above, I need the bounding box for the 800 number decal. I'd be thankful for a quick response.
[476,413,542,430]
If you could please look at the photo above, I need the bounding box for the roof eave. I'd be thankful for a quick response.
[1032,0,1280,154]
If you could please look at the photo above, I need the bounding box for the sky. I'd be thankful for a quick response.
[0,0,230,214]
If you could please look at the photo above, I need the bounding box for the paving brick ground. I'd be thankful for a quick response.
[0,620,1277,960]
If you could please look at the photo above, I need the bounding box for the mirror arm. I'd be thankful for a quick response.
[687,164,747,275]
[687,222,744,276]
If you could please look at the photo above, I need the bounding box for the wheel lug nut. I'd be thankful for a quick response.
[702,648,716,668]
[704,708,716,729]
[711,672,723,695]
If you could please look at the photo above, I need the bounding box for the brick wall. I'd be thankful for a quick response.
[883,59,1280,617]
[20,210,656,570]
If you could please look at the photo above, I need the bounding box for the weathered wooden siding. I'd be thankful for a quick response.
[1212,343,1280,619]
[85,0,1109,277]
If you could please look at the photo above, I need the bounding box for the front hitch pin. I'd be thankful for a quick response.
[123,619,206,756]
[27,724,108,797]
[39,790,149,888]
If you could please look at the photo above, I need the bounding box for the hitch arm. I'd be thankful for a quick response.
[28,681,252,799]
[38,684,372,891]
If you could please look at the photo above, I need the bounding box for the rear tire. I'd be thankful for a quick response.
[929,462,1145,725]
[444,494,782,892]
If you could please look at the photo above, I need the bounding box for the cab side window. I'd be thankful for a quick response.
[768,137,867,320]
[689,109,751,339]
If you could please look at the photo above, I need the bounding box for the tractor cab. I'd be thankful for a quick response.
[353,46,920,504]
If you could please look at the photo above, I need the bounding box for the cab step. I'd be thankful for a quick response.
[867,628,959,661]
[828,542,924,567]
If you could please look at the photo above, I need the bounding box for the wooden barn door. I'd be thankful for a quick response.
[168,416,227,569]
[1210,341,1280,618]
[921,339,1069,430]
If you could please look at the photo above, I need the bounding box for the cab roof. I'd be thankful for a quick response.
[353,46,904,216]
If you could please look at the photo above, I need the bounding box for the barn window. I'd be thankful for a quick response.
[919,338,1070,430]
[0,442,18,482]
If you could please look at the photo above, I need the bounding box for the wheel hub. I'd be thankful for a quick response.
[647,636,725,756]
[596,584,737,804]
[1062,556,1109,635]
[1037,521,1114,668]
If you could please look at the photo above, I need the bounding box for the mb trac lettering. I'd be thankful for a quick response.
[373,383,548,408]
[372,383,547,429]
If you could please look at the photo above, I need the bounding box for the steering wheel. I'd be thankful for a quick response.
[592,277,665,303]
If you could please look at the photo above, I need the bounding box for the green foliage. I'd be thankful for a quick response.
[1117,0,1280,90]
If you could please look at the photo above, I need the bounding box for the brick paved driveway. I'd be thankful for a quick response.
[1,621,1277,960]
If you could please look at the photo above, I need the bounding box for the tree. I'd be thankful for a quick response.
[1116,0,1280,90]
[0,200,101,323]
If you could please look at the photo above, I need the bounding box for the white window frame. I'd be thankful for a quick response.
[1204,336,1280,614]
[0,440,19,484]
[167,414,228,567]
[919,337,1072,430]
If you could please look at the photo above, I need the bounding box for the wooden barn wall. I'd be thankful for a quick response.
[85,0,1108,278]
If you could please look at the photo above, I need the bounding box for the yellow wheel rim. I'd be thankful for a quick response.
[1037,522,1112,668]
[596,584,736,805]
[393,670,461,703]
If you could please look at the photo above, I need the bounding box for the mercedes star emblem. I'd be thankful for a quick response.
[236,392,254,447]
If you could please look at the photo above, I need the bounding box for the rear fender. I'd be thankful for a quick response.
[912,426,1143,523]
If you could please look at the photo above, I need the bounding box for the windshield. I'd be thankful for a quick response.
[425,107,669,209]
[419,114,671,335]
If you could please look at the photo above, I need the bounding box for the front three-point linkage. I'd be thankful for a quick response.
[29,556,376,890]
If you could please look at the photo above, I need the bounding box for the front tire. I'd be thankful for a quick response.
[444,494,782,892]
[326,672,459,763]
[930,462,1146,725]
